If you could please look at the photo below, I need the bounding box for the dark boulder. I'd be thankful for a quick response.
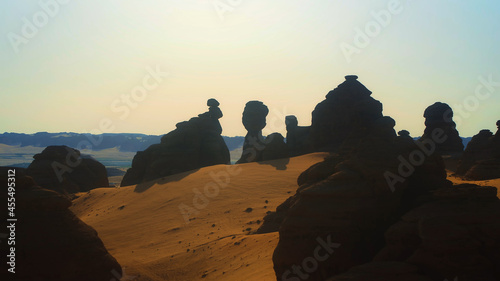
[26,145,109,195]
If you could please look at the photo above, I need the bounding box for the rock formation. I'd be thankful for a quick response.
[371,183,500,281]
[268,120,449,280]
[260,77,446,280]
[285,115,311,157]
[306,75,383,152]
[419,102,464,154]
[26,145,109,195]
[0,168,121,281]
[121,99,230,186]
[237,101,288,163]
[456,120,500,180]
[258,76,499,281]
[326,262,432,281]
[397,130,411,138]
[261,133,289,162]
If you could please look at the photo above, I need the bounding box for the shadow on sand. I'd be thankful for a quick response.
[134,168,200,193]
[257,157,290,171]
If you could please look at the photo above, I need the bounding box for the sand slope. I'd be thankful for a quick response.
[71,152,500,281]
[71,152,330,281]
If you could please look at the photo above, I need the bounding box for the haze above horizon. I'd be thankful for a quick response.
[1,1,499,137]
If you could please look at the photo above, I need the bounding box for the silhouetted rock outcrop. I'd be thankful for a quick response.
[237,101,269,163]
[397,130,411,138]
[261,133,288,162]
[326,262,432,281]
[237,101,288,164]
[457,121,500,179]
[26,145,109,195]
[261,76,500,281]
[269,125,449,280]
[262,76,451,280]
[0,168,121,281]
[285,115,311,156]
[419,102,464,154]
[307,75,383,152]
[121,99,230,186]
[374,184,500,280]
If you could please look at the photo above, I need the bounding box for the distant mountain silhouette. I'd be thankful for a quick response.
[0,132,244,152]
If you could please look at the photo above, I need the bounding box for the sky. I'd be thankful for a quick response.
[1,0,499,137]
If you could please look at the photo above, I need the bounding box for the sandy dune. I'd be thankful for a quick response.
[448,171,500,198]
[71,152,500,281]
[71,152,330,281]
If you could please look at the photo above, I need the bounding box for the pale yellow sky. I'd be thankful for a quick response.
[1,1,499,137]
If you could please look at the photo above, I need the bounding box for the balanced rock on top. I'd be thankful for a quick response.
[121,98,230,186]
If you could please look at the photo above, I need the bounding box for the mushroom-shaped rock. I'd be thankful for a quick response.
[237,101,269,163]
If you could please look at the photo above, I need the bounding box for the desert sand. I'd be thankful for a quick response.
[70,153,500,281]
[71,152,329,281]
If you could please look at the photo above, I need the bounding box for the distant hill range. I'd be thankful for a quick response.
[0,133,471,169]
[0,132,245,152]
[0,132,471,152]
